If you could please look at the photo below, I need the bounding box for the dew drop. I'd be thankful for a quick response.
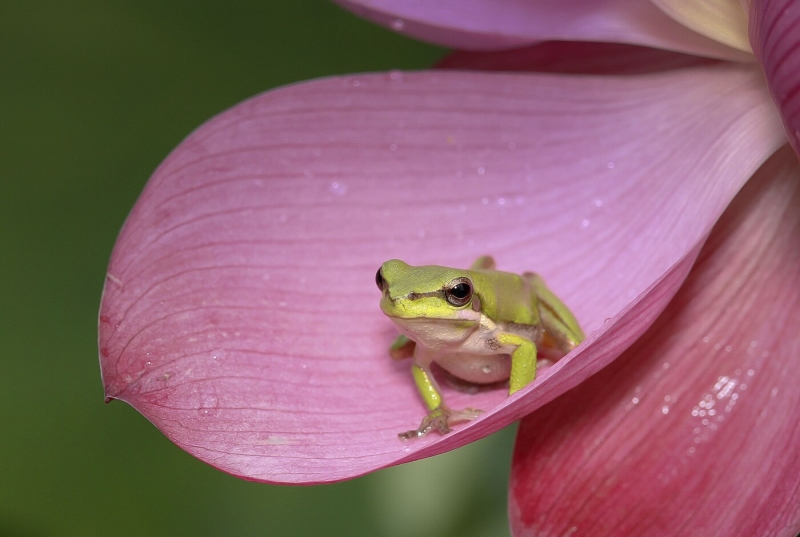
[477,166,485,175]
[607,161,616,169]
[199,395,219,416]
[581,219,590,228]
[391,18,405,31]
[328,181,348,196]
[661,405,670,415]
[481,197,489,205]
[389,143,397,151]
[388,69,403,81]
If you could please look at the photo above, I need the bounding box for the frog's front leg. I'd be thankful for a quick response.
[496,332,538,394]
[399,348,482,440]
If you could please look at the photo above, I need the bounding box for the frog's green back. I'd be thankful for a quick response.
[469,269,540,327]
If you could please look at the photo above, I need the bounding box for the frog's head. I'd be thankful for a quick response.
[376,260,481,348]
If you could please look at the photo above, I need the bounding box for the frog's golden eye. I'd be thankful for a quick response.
[375,268,385,291]
[445,277,473,307]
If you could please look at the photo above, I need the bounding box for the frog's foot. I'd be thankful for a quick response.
[398,406,483,440]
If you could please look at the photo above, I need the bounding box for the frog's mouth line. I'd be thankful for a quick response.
[383,311,481,324]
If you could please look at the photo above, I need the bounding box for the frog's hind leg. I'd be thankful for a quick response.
[523,272,585,355]
[470,256,496,271]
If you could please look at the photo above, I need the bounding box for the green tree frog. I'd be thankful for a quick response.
[376,256,584,440]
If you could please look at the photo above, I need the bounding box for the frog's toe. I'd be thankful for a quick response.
[450,407,483,421]
[449,407,484,423]
[397,406,483,440]
[398,408,451,440]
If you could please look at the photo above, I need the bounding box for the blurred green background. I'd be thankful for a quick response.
[0,1,516,536]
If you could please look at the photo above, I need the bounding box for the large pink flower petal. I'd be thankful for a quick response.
[509,146,800,536]
[333,0,752,60]
[99,66,784,483]
[749,0,800,157]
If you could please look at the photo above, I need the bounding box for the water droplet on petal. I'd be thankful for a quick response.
[329,182,348,196]
[391,19,405,31]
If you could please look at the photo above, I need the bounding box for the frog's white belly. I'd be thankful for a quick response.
[434,352,511,384]
[394,310,545,384]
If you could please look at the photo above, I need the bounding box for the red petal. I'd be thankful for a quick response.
[750,0,800,157]
[437,41,718,75]
[99,67,783,483]
[510,146,800,536]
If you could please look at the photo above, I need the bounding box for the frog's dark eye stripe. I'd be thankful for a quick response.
[375,268,385,291]
[445,277,473,307]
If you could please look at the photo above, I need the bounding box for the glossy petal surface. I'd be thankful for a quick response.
[510,146,800,536]
[333,0,751,60]
[99,66,783,483]
[750,0,800,156]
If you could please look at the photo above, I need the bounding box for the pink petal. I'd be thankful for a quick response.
[749,0,800,157]
[333,0,752,60]
[509,146,800,536]
[99,66,784,483]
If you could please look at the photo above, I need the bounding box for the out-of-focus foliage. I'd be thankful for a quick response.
[0,1,515,535]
